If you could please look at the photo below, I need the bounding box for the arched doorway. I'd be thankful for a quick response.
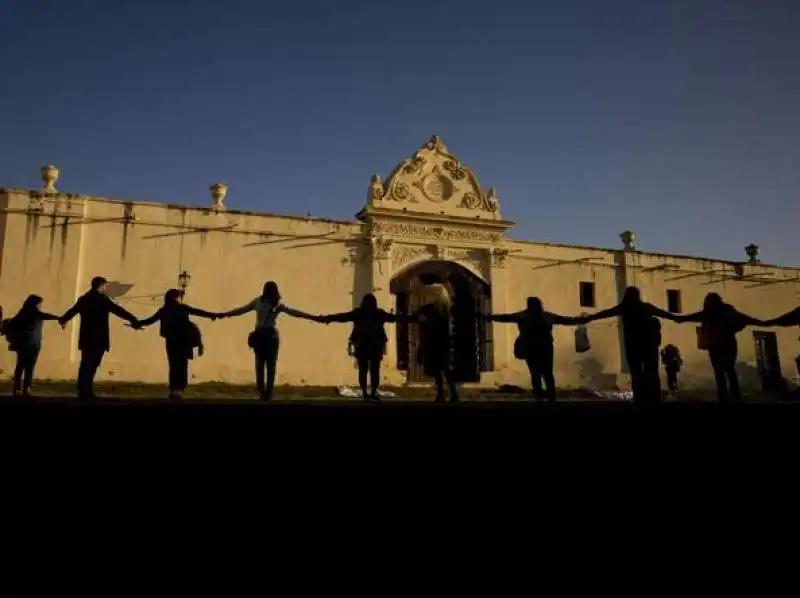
[390,260,493,383]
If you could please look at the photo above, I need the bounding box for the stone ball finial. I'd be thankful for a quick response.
[41,164,59,193]
[620,230,636,251]
[210,182,228,210]
[745,243,760,263]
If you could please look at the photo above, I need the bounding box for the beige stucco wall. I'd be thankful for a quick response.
[0,189,373,386]
[2,186,798,392]
[2,138,799,393]
[503,239,800,390]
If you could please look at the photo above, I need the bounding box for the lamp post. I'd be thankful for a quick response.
[178,270,191,298]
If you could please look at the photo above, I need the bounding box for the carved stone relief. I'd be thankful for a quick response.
[370,221,503,244]
[490,247,510,268]
[392,244,430,268]
[374,136,501,215]
[389,242,490,280]
[370,237,393,260]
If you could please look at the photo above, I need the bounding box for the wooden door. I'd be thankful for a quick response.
[754,331,784,391]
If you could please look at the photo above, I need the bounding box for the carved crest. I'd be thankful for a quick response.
[369,136,502,219]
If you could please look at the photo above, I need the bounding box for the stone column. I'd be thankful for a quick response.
[488,247,512,372]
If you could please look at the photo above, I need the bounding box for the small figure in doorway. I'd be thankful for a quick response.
[660,344,683,393]
[410,283,459,403]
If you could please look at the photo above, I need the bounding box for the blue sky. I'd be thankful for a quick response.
[1,0,798,264]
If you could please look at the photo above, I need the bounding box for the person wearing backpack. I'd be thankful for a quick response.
[485,297,583,402]
[320,293,403,401]
[4,295,61,397]
[137,289,218,400]
[219,281,319,401]
[674,293,763,403]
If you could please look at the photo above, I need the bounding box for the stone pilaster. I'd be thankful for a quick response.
[368,236,403,384]
[488,247,512,371]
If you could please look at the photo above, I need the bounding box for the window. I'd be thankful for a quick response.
[579,282,596,308]
[666,289,682,313]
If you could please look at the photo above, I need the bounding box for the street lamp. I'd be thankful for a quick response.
[178,270,191,297]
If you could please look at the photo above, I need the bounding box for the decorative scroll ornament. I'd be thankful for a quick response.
[402,155,426,175]
[443,160,467,181]
[459,192,481,210]
[458,187,498,213]
[390,181,413,202]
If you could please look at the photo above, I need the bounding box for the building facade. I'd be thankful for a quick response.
[1,136,798,391]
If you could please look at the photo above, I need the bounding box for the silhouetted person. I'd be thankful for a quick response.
[674,292,762,403]
[221,281,317,401]
[59,276,140,399]
[411,283,459,403]
[5,295,60,397]
[582,286,679,403]
[321,293,401,401]
[660,344,683,393]
[486,296,582,401]
[138,289,218,400]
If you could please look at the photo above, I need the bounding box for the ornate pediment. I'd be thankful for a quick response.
[362,136,502,220]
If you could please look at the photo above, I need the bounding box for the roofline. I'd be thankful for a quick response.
[0,187,362,228]
[508,237,800,272]
[2,187,796,271]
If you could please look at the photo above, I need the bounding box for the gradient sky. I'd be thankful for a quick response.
[1,0,798,265]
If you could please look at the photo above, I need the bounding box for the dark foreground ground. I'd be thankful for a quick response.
[2,392,797,590]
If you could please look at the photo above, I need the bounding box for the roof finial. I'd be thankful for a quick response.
[423,135,448,154]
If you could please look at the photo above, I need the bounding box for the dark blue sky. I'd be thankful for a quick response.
[1,0,798,264]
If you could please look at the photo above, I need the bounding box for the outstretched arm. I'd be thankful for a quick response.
[322,310,357,323]
[672,310,704,324]
[184,305,218,320]
[39,311,61,322]
[280,304,317,320]
[644,303,682,322]
[377,309,412,324]
[485,312,524,323]
[548,312,583,325]
[731,308,765,327]
[581,304,622,323]
[137,308,163,328]
[221,300,256,318]
[764,307,800,327]
[59,297,84,325]
[107,298,138,325]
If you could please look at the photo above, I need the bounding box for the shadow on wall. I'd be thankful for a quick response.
[576,358,618,389]
[105,281,135,299]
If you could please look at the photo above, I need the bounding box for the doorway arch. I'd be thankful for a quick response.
[390,260,493,383]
